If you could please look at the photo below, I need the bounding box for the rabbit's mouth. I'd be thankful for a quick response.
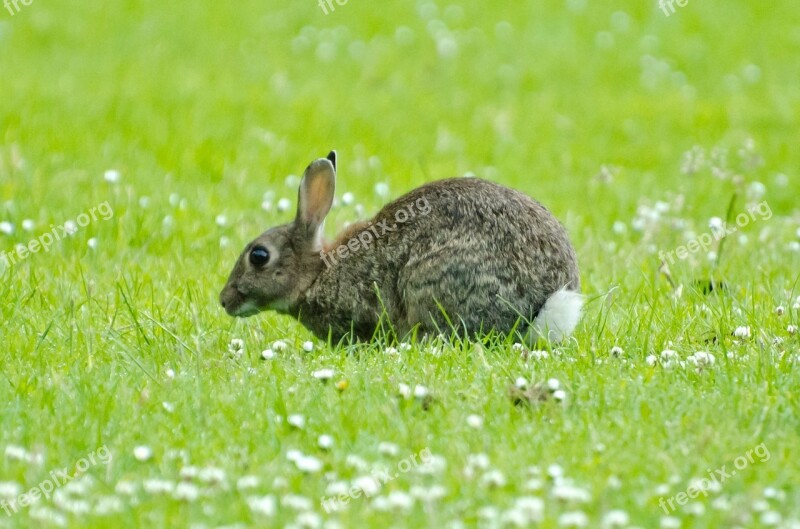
[220,287,262,317]
[227,300,261,318]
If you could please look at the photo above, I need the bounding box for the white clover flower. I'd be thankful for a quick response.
[371,496,391,511]
[467,453,491,470]
[711,496,731,511]
[353,475,381,496]
[261,349,275,360]
[21,219,34,231]
[747,181,766,200]
[513,496,544,522]
[660,516,681,529]
[547,464,564,478]
[198,466,226,483]
[524,478,544,491]
[416,454,447,475]
[553,389,567,402]
[94,495,123,515]
[142,479,174,494]
[480,470,507,488]
[708,217,725,236]
[296,512,323,528]
[398,383,412,399]
[529,349,549,360]
[115,481,137,495]
[64,220,78,235]
[775,306,785,316]
[247,495,277,516]
[341,192,355,206]
[646,355,658,366]
[4,445,28,461]
[272,340,288,351]
[387,490,414,510]
[466,414,484,429]
[229,338,244,352]
[295,455,323,473]
[734,326,751,339]
[787,325,797,335]
[553,483,591,503]
[345,454,370,471]
[478,506,500,521]
[276,198,292,212]
[325,481,349,496]
[0,481,22,498]
[546,378,560,391]
[173,482,200,502]
[312,369,334,381]
[610,346,624,357]
[410,485,446,502]
[691,351,715,366]
[413,384,429,398]
[601,509,630,528]
[302,341,314,352]
[287,414,305,429]
[374,182,390,197]
[133,446,153,462]
[237,475,260,490]
[558,510,589,527]
[282,494,312,511]
[660,349,678,361]
[317,434,334,450]
[104,169,121,183]
[515,377,528,389]
[378,442,399,456]
[760,511,782,526]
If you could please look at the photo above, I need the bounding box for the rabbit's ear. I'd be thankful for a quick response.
[296,155,336,245]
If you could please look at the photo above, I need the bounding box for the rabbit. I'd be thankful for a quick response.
[219,151,583,344]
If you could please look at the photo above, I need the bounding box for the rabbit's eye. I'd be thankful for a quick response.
[249,246,270,267]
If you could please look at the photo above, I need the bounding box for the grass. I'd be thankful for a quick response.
[1,0,800,527]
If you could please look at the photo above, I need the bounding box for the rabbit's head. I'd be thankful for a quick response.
[219,152,337,317]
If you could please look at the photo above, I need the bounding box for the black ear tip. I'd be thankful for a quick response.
[326,150,337,169]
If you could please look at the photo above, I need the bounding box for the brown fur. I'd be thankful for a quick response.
[219,152,580,343]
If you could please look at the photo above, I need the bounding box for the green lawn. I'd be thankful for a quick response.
[1,1,799,528]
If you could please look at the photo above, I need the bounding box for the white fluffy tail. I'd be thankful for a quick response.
[529,289,584,343]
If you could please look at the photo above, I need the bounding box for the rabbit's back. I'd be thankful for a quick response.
[301,177,579,341]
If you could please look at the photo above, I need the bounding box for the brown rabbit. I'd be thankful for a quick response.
[219,151,582,344]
